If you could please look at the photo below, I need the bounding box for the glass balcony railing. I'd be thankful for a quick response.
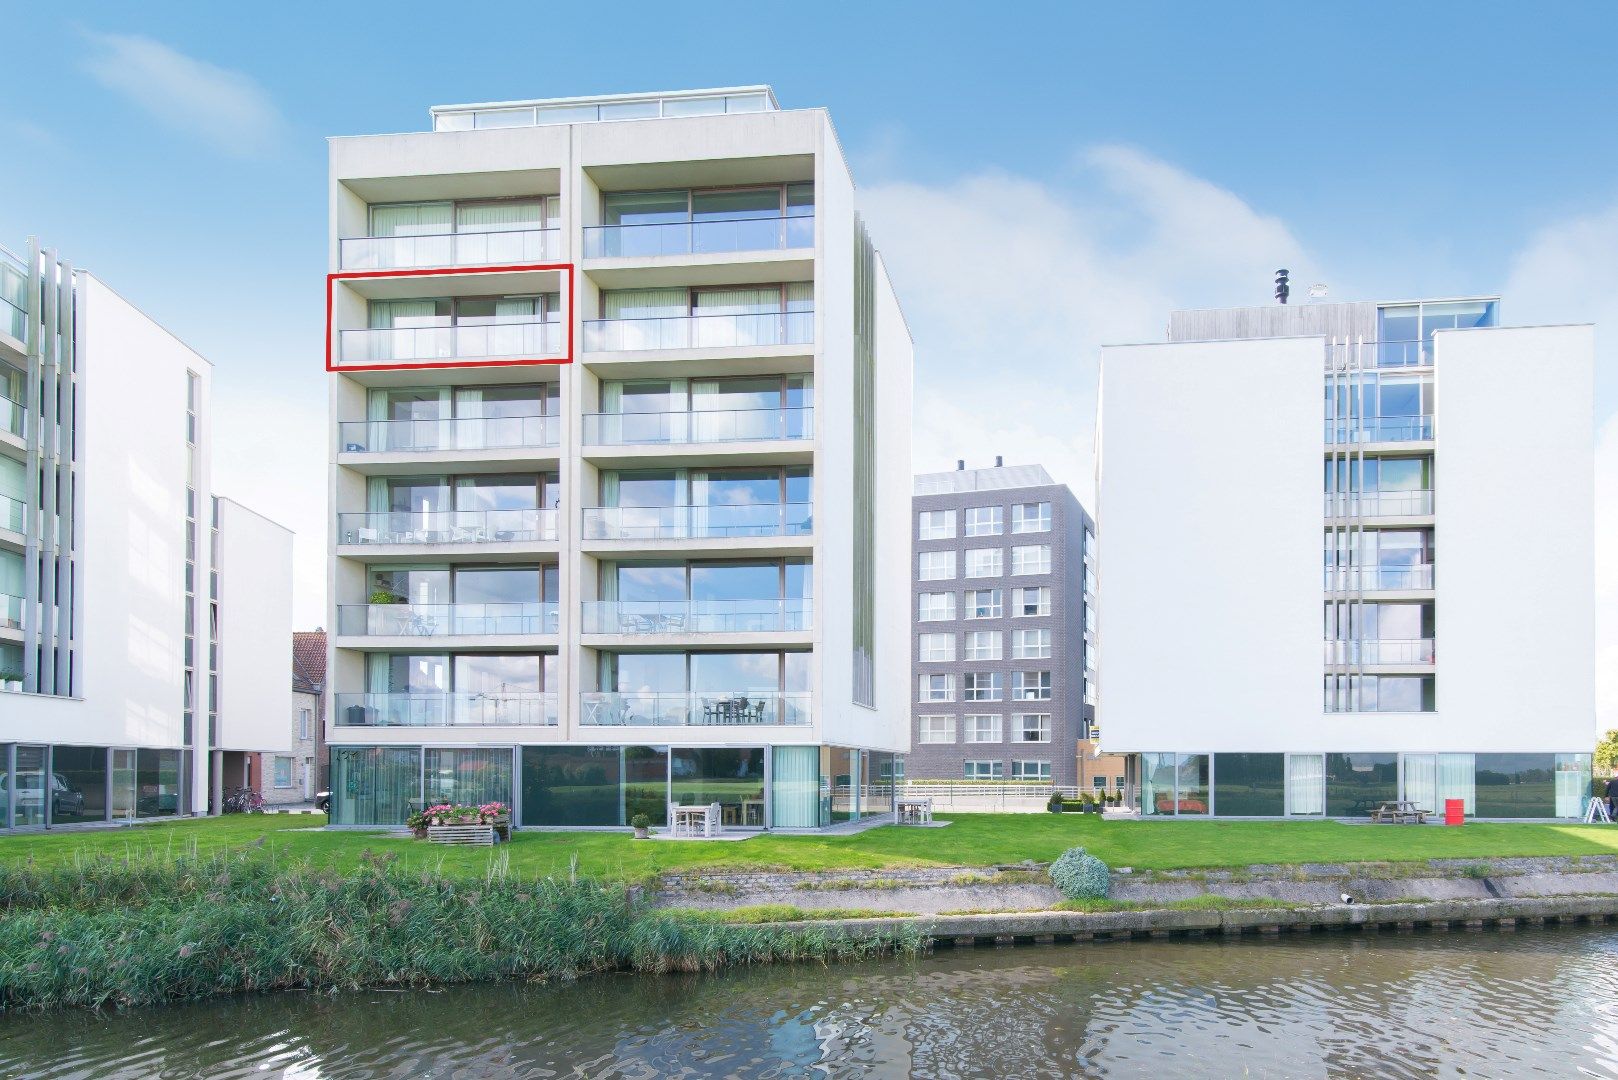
[338,415,559,453]
[339,228,560,271]
[583,310,812,352]
[336,603,559,637]
[1324,639,1435,665]
[1323,490,1435,518]
[336,509,556,545]
[0,492,23,533]
[582,503,812,540]
[1,592,21,630]
[1323,340,1434,370]
[1323,565,1435,592]
[1,397,22,439]
[338,322,563,366]
[583,215,814,259]
[582,407,812,445]
[1324,416,1434,443]
[335,692,556,727]
[582,598,811,635]
[580,690,811,727]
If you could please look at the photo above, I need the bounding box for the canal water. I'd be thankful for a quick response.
[4,925,1618,1077]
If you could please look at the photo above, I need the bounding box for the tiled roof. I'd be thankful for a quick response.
[292,630,326,693]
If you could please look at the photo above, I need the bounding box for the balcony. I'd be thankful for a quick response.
[336,509,557,546]
[336,603,558,637]
[582,407,812,446]
[338,415,559,454]
[1324,416,1433,444]
[581,598,811,635]
[582,503,812,541]
[1,396,21,439]
[1324,639,1435,665]
[0,493,22,534]
[583,310,812,352]
[1,592,20,630]
[1323,490,1435,518]
[1,247,25,343]
[335,692,556,727]
[583,216,813,259]
[339,229,560,272]
[337,322,562,367]
[580,690,810,727]
[1323,565,1435,592]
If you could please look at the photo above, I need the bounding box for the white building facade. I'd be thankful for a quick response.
[1097,297,1595,818]
[324,87,913,829]
[0,241,294,827]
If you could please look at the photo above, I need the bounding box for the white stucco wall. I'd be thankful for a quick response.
[216,497,294,753]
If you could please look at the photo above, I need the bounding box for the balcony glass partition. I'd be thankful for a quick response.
[342,473,556,545]
[1,255,25,343]
[584,650,809,726]
[585,284,811,351]
[587,558,810,634]
[1324,457,1432,517]
[1323,530,1434,591]
[339,651,557,726]
[344,565,559,636]
[341,295,562,366]
[585,466,812,539]
[1,362,22,437]
[1324,374,1434,443]
[341,384,560,453]
[341,197,559,270]
[587,184,813,258]
[585,375,812,445]
[1324,600,1434,665]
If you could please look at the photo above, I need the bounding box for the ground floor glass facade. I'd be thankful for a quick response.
[0,744,183,828]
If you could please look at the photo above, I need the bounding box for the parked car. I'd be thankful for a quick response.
[314,790,331,813]
[0,772,85,819]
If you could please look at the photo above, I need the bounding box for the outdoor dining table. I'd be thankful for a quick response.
[670,803,719,838]
[896,796,934,824]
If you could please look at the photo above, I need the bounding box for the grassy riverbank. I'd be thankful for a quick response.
[0,850,920,1011]
[3,814,1618,883]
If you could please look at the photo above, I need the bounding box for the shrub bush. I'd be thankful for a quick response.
[1049,845,1110,900]
[1046,793,1064,814]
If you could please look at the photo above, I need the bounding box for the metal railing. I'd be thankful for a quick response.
[336,509,556,546]
[1324,638,1435,665]
[338,414,559,453]
[335,692,557,727]
[583,310,812,352]
[336,602,559,637]
[1323,564,1435,591]
[1324,415,1434,443]
[581,406,812,445]
[0,492,23,533]
[339,227,560,271]
[582,598,811,634]
[1,592,20,630]
[579,690,811,727]
[338,321,563,366]
[583,214,814,258]
[1323,489,1435,517]
[582,503,812,540]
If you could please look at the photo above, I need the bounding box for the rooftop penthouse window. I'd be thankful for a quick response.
[432,88,777,132]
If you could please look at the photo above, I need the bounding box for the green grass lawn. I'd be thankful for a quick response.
[4,813,1618,883]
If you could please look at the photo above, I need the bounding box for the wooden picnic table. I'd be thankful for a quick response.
[1371,800,1429,824]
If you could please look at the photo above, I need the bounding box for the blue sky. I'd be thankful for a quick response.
[6,2,1618,709]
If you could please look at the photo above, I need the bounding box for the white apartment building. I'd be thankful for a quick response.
[324,87,913,829]
[0,240,294,827]
[1098,297,1595,818]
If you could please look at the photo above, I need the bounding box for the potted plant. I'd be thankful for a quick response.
[631,812,652,839]
[0,669,21,693]
[1083,792,1098,814]
[1047,792,1065,814]
[406,806,431,839]
[370,589,400,606]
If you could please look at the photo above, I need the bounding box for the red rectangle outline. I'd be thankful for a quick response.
[325,262,575,372]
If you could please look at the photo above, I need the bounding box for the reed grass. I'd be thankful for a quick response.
[0,846,921,1011]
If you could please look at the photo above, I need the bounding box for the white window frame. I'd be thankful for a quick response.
[298,708,312,740]
[918,592,956,622]
[1011,502,1052,533]
[964,760,1004,780]
[918,550,956,581]
[1012,760,1051,781]
[965,589,1002,619]
[917,714,956,744]
[965,505,1003,536]
[964,547,1003,578]
[963,672,1004,702]
[918,632,955,663]
[273,755,293,788]
[1092,775,1108,791]
[963,714,1003,743]
[1011,545,1052,575]
[1013,670,1052,701]
[918,673,955,702]
[964,630,1002,661]
[1012,629,1052,659]
[1013,586,1051,617]
[918,509,956,540]
[1016,713,1051,743]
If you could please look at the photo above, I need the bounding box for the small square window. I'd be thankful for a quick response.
[966,589,1002,619]
[964,548,1003,578]
[918,550,956,581]
[1016,714,1051,742]
[918,633,955,662]
[963,715,1003,743]
[1011,545,1051,575]
[917,715,956,744]
[965,506,1004,536]
[918,510,956,540]
[1011,502,1051,533]
[964,631,1002,661]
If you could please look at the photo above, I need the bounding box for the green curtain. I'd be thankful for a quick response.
[771,746,820,828]
[424,748,512,807]
[369,299,439,329]
[332,747,421,825]
[692,287,777,315]
[370,203,452,237]
[457,201,543,232]
[604,288,685,320]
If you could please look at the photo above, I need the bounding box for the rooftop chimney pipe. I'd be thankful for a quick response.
[957,460,965,471]
[1274,268,1291,305]
[995,455,1003,467]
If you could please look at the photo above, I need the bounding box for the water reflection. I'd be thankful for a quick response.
[4,927,1618,1078]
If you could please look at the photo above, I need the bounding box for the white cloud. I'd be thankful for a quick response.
[860,145,1311,501]
[80,31,283,158]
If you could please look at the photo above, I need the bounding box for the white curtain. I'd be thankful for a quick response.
[604,288,685,319]
[772,746,820,828]
[688,469,709,536]
[456,200,543,232]
[1556,757,1588,819]
[1438,753,1475,815]
[370,202,452,236]
[365,653,390,693]
[366,477,389,515]
[1403,754,1436,814]
[1287,754,1325,815]
[785,281,813,309]
[693,286,778,315]
[454,388,483,450]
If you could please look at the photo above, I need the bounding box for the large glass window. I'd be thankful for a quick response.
[1212,753,1283,816]
[50,746,108,824]
[331,747,420,826]
[521,745,668,827]
[424,748,512,809]
[860,751,896,818]
[1324,753,1398,817]
[1474,753,1557,818]
[672,747,765,827]
[824,747,856,822]
[136,749,182,819]
[771,746,820,828]
[1402,753,1474,816]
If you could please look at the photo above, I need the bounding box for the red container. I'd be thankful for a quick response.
[1444,798,1465,826]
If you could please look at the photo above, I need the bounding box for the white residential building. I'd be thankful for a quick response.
[1097,296,1595,818]
[324,87,913,829]
[0,240,294,828]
